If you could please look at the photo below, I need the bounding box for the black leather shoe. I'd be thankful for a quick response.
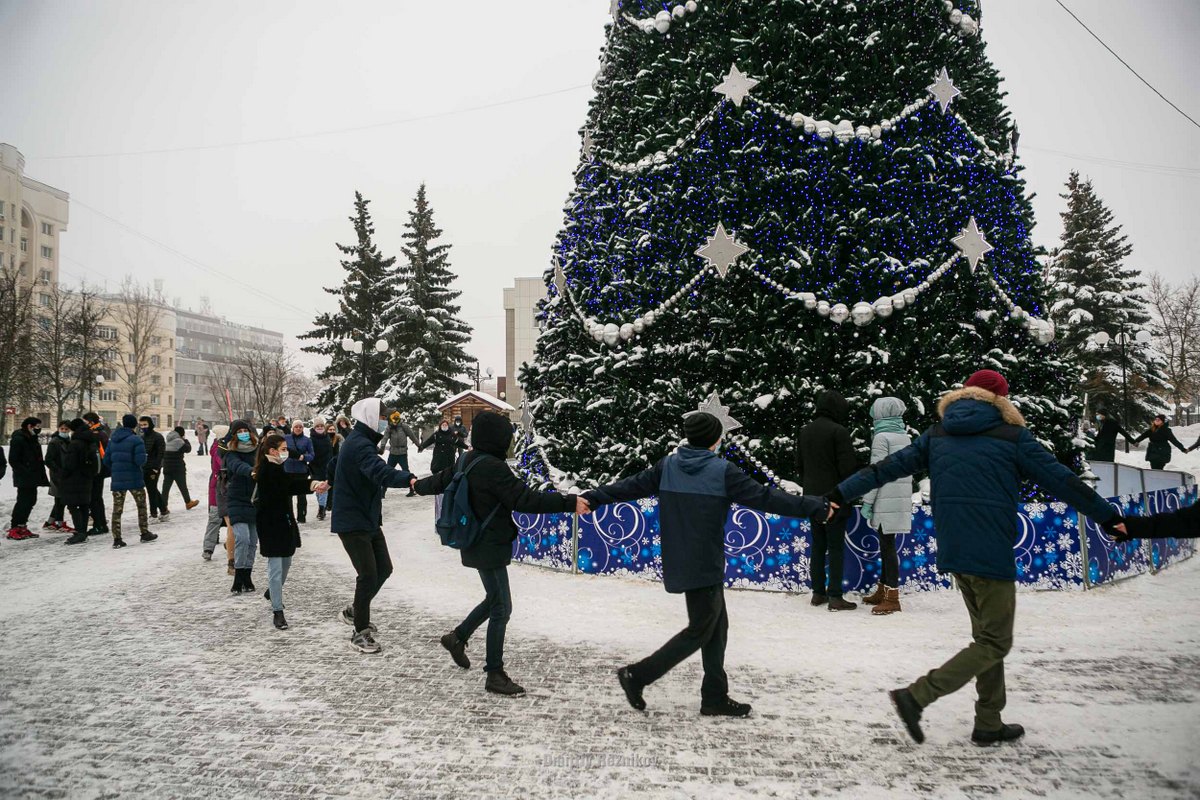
[485,670,526,696]
[616,667,646,711]
[441,633,471,669]
[889,688,925,744]
[971,723,1025,746]
[700,697,752,717]
[810,593,828,606]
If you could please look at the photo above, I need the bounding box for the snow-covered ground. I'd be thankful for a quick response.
[1112,422,1200,478]
[0,446,1198,798]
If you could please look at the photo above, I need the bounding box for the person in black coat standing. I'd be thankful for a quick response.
[252,432,329,630]
[414,411,581,697]
[420,420,468,473]
[43,421,72,531]
[797,390,861,610]
[61,420,101,545]
[138,416,168,520]
[1087,410,1131,462]
[7,417,49,540]
[83,412,111,535]
[1131,415,1188,470]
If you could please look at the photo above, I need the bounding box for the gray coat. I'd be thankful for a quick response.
[377,421,418,456]
[862,398,914,535]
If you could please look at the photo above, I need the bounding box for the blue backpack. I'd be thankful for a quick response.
[436,454,501,550]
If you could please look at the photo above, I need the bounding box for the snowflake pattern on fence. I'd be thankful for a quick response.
[1083,495,1149,586]
[1145,486,1197,571]
[512,511,575,571]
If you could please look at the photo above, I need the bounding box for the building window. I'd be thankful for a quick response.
[150,394,160,405]
[20,237,27,253]
[0,202,5,220]
[99,390,118,402]
[39,293,51,307]
[40,245,52,259]
[98,325,118,340]
[41,222,53,236]
[150,355,160,366]
[201,400,212,410]
[100,368,116,381]
[151,374,160,385]
[151,336,162,346]
[38,269,51,284]
[185,399,195,409]
[128,353,136,364]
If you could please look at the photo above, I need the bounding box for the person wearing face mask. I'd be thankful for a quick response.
[450,415,469,446]
[332,398,416,655]
[252,432,329,630]
[309,417,336,522]
[1087,410,1132,463]
[138,416,168,521]
[284,420,315,524]
[377,410,420,497]
[60,419,101,546]
[42,421,74,533]
[203,424,231,562]
[7,417,49,540]
[1131,414,1187,471]
[420,419,468,516]
[102,415,156,548]
[82,412,111,537]
[161,426,199,513]
[224,420,262,595]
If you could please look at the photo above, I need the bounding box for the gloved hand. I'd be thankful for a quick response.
[861,502,874,522]
[1101,514,1131,542]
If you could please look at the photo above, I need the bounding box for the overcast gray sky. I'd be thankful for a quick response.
[2,0,1197,377]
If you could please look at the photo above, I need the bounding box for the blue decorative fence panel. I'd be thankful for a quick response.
[511,511,574,571]
[515,486,1192,592]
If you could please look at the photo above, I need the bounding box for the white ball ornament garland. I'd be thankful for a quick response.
[654,10,671,32]
[817,300,831,317]
[874,297,895,318]
[851,301,875,326]
[830,303,850,324]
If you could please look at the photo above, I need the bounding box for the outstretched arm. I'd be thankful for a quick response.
[1016,430,1115,522]
[583,462,664,508]
[835,433,930,503]
[354,444,413,489]
[725,464,829,519]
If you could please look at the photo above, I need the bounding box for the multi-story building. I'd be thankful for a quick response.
[502,277,546,412]
[85,294,178,429]
[174,303,285,427]
[0,143,68,291]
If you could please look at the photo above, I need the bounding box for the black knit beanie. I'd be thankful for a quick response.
[684,412,723,449]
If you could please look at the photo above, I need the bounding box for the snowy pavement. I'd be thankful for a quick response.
[1,451,1198,799]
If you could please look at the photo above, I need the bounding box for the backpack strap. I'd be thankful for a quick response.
[457,453,503,528]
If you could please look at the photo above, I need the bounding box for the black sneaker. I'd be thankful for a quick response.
[339,605,376,633]
[87,527,109,536]
[350,630,381,654]
[700,697,752,717]
[273,611,289,630]
[441,633,471,669]
[827,596,858,612]
[890,688,925,744]
[616,667,646,711]
[317,509,326,521]
[112,537,127,549]
[971,723,1025,746]
[141,532,158,543]
[64,533,89,545]
[203,550,213,561]
[485,670,526,696]
[810,593,828,607]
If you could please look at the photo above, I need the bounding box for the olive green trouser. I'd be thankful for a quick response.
[909,573,1016,732]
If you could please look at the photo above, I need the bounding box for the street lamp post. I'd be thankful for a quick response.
[341,333,388,396]
[1088,327,1152,452]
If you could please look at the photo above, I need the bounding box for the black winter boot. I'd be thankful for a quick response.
[890,688,925,744]
[700,697,753,717]
[971,723,1025,746]
[485,670,526,696]
[441,633,470,669]
[273,610,289,630]
[617,667,646,711]
[243,570,256,592]
[231,569,246,595]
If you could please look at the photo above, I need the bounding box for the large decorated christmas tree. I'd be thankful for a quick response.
[520,0,1072,491]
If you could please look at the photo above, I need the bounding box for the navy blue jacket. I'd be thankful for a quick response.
[284,432,314,475]
[837,388,1116,582]
[584,446,829,593]
[331,422,414,534]
[103,427,147,492]
[223,446,258,525]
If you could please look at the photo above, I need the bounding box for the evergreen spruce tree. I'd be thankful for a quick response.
[520,0,1081,488]
[1048,171,1169,428]
[380,184,473,427]
[299,192,402,414]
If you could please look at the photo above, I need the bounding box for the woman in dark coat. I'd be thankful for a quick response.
[414,411,578,697]
[253,432,328,630]
[1132,415,1188,470]
[420,420,468,473]
[61,420,100,545]
[43,421,72,531]
[1088,410,1132,463]
[224,420,261,595]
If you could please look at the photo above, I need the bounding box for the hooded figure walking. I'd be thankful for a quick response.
[831,370,1124,746]
[859,397,914,616]
[583,412,831,717]
[332,398,416,655]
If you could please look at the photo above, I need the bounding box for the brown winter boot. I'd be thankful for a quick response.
[862,582,886,605]
[872,587,901,615]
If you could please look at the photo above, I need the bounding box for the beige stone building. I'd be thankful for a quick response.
[87,294,179,429]
[503,277,546,412]
[0,143,68,292]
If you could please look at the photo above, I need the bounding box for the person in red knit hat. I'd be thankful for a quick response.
[831,370,1125,746]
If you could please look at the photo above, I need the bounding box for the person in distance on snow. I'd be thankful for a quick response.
[6,417,49,541]
[103,414,157,549]
[1130,414,1188,471]
[582,411,831,718]
[830,370,1125,747]
[43,420,73,533]
[161,426,200,513]
[1086,409,1131,463]
[858,397,914,616]
[59,419,102,546]
[202,424,231,564]
[82,412,111,536]
[224,420,262,595]
[332,398,417,655]
[378,410,420,497]
[138,416,169,521]
[413,410,585,697]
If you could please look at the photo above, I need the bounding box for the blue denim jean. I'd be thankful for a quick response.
[267,556,292,612]
[232,521,258,570]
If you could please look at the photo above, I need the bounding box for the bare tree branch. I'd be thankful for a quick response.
[110,277,169,414]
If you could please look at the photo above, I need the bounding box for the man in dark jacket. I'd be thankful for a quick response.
[138,416,168,520]
[797,390,861,610]
[832,370,1123,746]
[7,417,49,540]
[1087,410,1131,462]
[415,411,581,697]
[83,412,110,535]
[61,420,101,545]
[584,412,830,717]
[332,398,416,655]
[102,414,155,548]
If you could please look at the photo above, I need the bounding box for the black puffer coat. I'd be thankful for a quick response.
[1132,424,1187,467]
[8,429,48,489]
[254,460,311,558]
[60,425,100,506]
[796,390,860,495]
[420,428,467,473]
[414,412,574,570]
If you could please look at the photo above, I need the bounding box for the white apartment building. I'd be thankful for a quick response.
[502,277,546,412]
[0,143,68,292]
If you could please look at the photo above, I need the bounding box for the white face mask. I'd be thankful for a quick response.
[268,450,288,464]
[376,418,388,434]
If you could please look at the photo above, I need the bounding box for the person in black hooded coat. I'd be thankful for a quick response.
[414,410,579,697]
[797,390,862,610]
[420,420,468,473]
[61,420,101,544]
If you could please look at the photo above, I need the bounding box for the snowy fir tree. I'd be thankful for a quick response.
[519,0,1078,489]
[299,192,405,414]
[1048,172,1169,427]
[380,184,473,428]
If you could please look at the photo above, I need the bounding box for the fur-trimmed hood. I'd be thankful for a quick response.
[938,386,1026,429]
